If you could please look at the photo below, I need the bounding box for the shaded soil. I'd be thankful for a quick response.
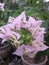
[0,45,23,65]
[0,54,23,65]
[0,54,48,65]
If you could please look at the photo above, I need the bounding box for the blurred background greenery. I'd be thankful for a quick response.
[0,0,49,64]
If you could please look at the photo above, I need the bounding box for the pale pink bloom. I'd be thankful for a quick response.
[28,43,49,58]
[32,41,42,51]
[0,34,4,39]
[1,31,21,43]
[1,31,15,43]
[32,27,45,39]
[7,24,15,30]
[11,31,21,40]
[12,11,26,30]
[8,16,15,24]
[0,25,11,34]
[28,16,43,28]
[0,25,11,39]
[21,16,43,30]
[21,20,31,29]
[13,44,35,57]
[7,11,26,30]
[13,45,25,56]
[0,26,6,34]
[0,3,5,11]
[0,25,21,43]
[35,36,44,43]
[20,11,26,22]
[5,22,16,31]
[24,45,35,52]
[0,30,13,43]
[0,11,48,58]
[13,18,22,30]
[32,41,49,52]
[27,43,48,58]
[39,43,49,51]
[12,12,48,57]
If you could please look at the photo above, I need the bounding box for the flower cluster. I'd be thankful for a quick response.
[0,11,48,58]
[0,3,4,11]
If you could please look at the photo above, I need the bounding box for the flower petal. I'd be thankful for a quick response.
[39,44,49,51]
[0,3,5,11]
[25,45,35,52]
[8,16,15,24]
[13,45,25,56]
[12,31,21,40]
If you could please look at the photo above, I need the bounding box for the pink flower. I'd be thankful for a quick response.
[21,16,43,32]
[13,45,25,56]
[31,27,45,39]
[0,25,21,43]
[1,31,21,43]
[12,11,26,30]
[0,11,48,58]
[28,16,43,28]
[6,24,15,30]
[22,16,43,29]
[0,3,5,11]
[8,16,15,24]
[32,40,49,52]
[12,12,48,57]
[21,20,31,29]
[13,44,35,57]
